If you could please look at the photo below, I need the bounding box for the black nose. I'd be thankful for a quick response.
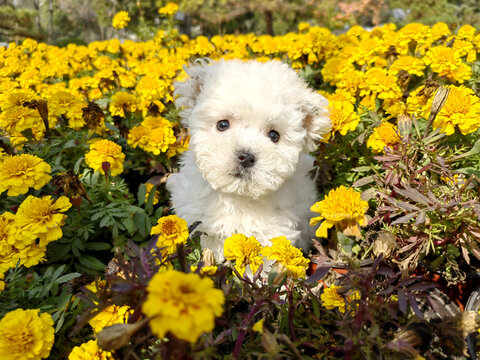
[237,151,256,168]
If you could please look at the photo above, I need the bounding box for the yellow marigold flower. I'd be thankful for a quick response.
[151,215,189,256]
[336,70,365,100]
[298,22,310,32]
[143,125,176,155]
[0,273,4,292]
[127,117,176,155]
[0,105,42,135]
[0,210,49,272]
[85,139,125,176]
[144,183,160,205]
[366,122,401,153]
[68,340,112,360]
[112,11,130,29]
[47,90,86,130]
[310,186,369,239]
[224,234,264,276]
[0,211,20,273]
[16,195,72,245]
[166,134,190,158]
[191,265,218,276]
[158,2,179,15]
[252,318,264,333]
[327,100,361,138]
[127,125,150,149]
[142,270,224,343]
[321,285,346,312]
[388,55,425,77]
[457,24,476,41]
[430,22,451,41]
[362,68,402,101]
[109,91,138,117]
[423,46,463,78]
[0,148,7,162]
[89,305,133,334]
[321,285,360,313]
[0,308,54,360]
[0,154,51,196]
[395,23,431,51]
[261,236,309,279]
[441,174,461,185]
[430,85,480,136]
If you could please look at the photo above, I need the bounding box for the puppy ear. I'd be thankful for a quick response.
[302,91,331,152]
[173,58,211,123]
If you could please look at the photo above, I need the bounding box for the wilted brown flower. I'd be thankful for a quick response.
[52,171,91,203]
[82,102,105,130]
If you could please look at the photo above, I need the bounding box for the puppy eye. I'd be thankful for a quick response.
[216,120,230,131]
[267,130,280,143]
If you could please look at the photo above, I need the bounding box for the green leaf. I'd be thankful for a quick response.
[78,255,106,272]
[123,217,135,235]
[55,273,81,284]
[63,139,77,149]
[91,211,107,222]
[99,216,113,228]
[134,212,147,237]
[138,184,147,206]
[51,265,66,282]
[451,138,480,160]
[55,312,66,332]
[74,157,84,174]
[85,242,111,251]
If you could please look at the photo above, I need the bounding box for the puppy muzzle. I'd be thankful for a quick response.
[237,151,256,168]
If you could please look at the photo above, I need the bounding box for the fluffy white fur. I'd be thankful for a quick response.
[167,59,331,261]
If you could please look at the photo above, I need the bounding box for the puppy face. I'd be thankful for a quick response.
[174,60,330,198]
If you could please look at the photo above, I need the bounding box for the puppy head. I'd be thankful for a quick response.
[174,59,331,198]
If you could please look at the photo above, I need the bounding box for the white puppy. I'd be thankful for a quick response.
[167,59,331,261]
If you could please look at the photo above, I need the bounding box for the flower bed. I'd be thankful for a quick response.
[1,20,480,359]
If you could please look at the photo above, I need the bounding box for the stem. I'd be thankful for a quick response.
[232,300,266,359]
[176,244,187,273]
[287,285,297,341]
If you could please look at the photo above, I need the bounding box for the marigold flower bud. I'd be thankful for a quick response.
[97,319,148,351]
[397,115,412,139]
[202,248,216,267]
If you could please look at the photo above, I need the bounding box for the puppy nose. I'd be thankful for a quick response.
[237,151,256,168]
